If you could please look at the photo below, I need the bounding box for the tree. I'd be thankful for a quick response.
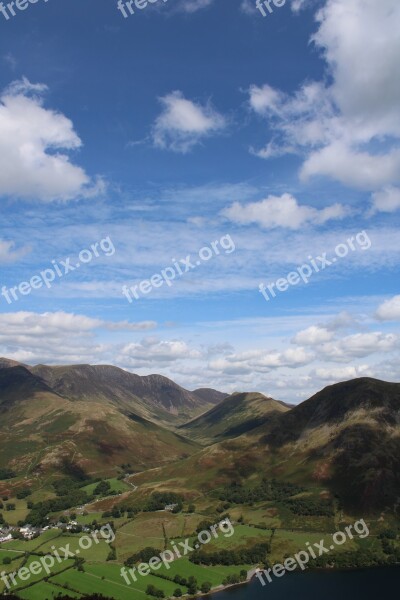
[201,582,212,593]
[173,589,182,597]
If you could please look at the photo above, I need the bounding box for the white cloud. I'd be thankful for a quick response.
[0,312,156,347]
[152,91,226,153]
[175,0,214,13]
[222,193,347,230]
[292,326,334,346]
[248,0,400,192]
[371,186,400,214]
[0,78,104,202]
[375,296,400,321]
[209,346,314,375]
[300,144,400,190]
[118,337,202,368]
[0,239,30,264]
[310,365,371,382]
[320,332,398,362]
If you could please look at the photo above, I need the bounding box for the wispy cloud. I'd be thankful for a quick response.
[152,90,226,153]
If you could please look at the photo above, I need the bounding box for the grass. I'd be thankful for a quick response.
[269,529,358,563]
[80,478,131,496]
[11,556,75,590]
[75,512,103,525]
[51,564,178,599]
[2,498,29,526]
[38,533,112,562]
[17,580,82,599]
[156,556,252,587]
[1,530,62,552]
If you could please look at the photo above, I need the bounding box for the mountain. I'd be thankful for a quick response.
[2,361,398,511]
[261,377,400,509]
[191,388,228,405]
[0,359,223,425]
[134,378,400,511]
[0,365,198,477]
[180,391,289,444]
[0,357,27,369]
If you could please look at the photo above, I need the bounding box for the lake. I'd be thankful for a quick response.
[205,566,400,600]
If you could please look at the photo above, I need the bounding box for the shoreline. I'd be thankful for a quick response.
[197,562,400,599]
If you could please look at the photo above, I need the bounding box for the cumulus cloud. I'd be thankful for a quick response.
[375,296,400,321]
[118,337,202,368]
[209,346,314,375]
[371,187,400,214]
[292,326,334,346]
[310,365,371,382]
[248,0,400,192]
[222,193,347,230]
[319,332,398,362]
[152,91,226,153]
[0,311,156,337]
[0,77,104,202]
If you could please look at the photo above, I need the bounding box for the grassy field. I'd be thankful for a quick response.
[3,530,62,552]
[37,533,111,562]
[0,467,397,600]
[81,478,131,496]
[17,580,82,599]
[51,565,178,599]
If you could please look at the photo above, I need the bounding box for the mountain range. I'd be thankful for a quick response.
[0,357,399,511]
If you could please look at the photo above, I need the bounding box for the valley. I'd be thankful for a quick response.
[0,359,399,599]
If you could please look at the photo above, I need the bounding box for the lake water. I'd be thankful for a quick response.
[205,566,400,600]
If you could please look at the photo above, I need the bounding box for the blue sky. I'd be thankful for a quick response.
[0,0,400,402]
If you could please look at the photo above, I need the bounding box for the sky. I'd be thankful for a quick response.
[0,0,400,403]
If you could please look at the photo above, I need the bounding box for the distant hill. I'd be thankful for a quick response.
[191,388,228,405]
[0,364,199,477]
[0,359,224,425]
[180,391,288,444]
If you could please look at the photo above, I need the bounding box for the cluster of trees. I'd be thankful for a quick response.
[16,488,31,500]
[190,542,270,566]
[309,547,386,569]
[94,480,111,495]
[25,489,90,527]
[222,570,247,586]
[0,468,15,480]
[379,529,400,561]
[216,479,304,505]
[145,584,165,598]
[124,547,160,567]
[24,475,106,526]
[154,573,209,595]
[283,497,334,517]
[143,492,183,513]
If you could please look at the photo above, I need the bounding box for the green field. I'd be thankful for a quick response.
[81,478,131,496]
[17,580,82,599]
